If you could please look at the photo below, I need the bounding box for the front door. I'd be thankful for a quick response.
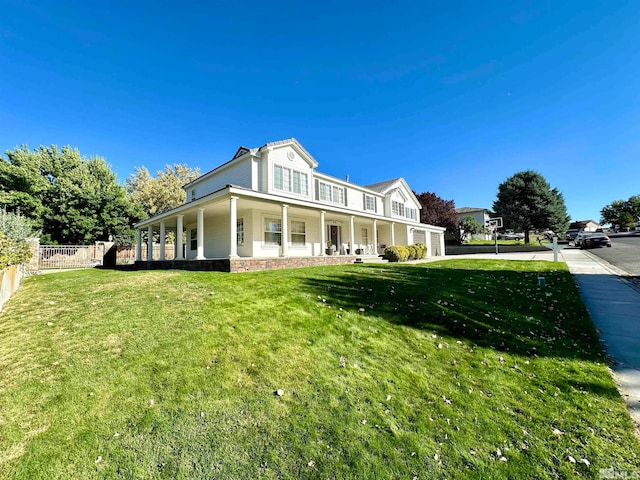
[328,225,341,250]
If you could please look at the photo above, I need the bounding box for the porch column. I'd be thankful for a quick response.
[229,196,239,258]
[196,207,205,260]
[176,215,184,260]
[391,222,395,245]
[159,220,166,260]
[147,225,153,261]
[135,229,142,262]
[373,219,378,255]
[439,232,446,257]
[281,204,289,257]
[320,211,326,256]
[349,216,355,255]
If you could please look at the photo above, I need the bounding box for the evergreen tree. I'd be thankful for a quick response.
[493,171,569,244]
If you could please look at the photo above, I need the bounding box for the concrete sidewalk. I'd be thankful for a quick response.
[559,248,640,434]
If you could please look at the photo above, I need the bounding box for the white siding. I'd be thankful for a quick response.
[189,158,253,199]
[266,147,314,200]
[346,187,364,210]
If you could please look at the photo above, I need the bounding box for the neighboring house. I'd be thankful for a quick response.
[455,207,492,240]
[568,220,600,232]
[134,138,446,272]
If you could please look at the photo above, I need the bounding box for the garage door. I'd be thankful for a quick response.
[413,230,426,244]
[430,232,442,256]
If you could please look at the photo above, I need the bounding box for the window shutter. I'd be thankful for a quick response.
[315,179,319,201]
[344,187,348,206]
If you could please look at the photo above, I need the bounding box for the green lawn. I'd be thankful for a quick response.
[1,260,638,479]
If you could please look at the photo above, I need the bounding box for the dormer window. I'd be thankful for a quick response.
[392,201,405,217]
[191,189,196,202]
[274,164,308,195]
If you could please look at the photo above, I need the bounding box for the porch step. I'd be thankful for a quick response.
[353,255,388,264]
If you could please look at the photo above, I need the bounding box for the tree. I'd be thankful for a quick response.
[493,170,570,244]
[0,145,144,244]
[600,195,640,229]
[459,216,486,242]
[414,191,459,241]
[125,164,200,217]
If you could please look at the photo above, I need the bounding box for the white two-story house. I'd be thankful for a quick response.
[134,138,445,271]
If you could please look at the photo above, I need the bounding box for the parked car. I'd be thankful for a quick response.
[574,232,588,247]
[499,231,525,240]
[565,229,579,241]
[580,233,612,249]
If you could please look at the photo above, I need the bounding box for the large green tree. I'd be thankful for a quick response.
[0,145,144,244]
[125,164,200,217]
[493,170,570,244]
[600,195,640,229]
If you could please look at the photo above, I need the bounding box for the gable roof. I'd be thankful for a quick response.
[258,138,318,168]
[184,138,317,188]
[365,178,403,194]
[365,177,421,207]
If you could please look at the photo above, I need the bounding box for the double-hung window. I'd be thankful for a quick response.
[291,221,306,246]
[364,194,376,212]
[406,207,417,221]
[274,165,308,195]
[319,182,332,201]
[292,171,308,195]
[190,229,197,250]
[333,186,345,205]
[318,181,346,206]
[392,201,405,217]
[264,218,282,246]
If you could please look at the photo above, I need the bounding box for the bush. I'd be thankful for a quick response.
[383,244,428,262]
[0,233,32,270]
[0,208,36,242]
[383,245,409,262]
[413,243,427,259]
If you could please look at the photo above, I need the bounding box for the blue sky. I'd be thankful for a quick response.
[1,1,639,223]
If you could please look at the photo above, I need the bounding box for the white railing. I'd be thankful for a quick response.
[39,245,106,269]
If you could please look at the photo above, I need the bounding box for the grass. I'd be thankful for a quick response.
[1,260,639,479]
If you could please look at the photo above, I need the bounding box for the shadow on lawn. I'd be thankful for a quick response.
[302,263,604,363]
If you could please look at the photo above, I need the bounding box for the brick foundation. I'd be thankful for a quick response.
[133,255,358,273]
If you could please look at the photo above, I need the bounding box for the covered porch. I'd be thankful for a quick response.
[133,187,444,267]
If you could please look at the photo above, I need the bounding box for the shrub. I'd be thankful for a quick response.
[407,244,418,260]
[0,208,36,242]
[0,233,33,270]
[413,243,428,259]
[383,245,409,262]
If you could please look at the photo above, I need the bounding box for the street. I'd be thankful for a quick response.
[585,232,640,275]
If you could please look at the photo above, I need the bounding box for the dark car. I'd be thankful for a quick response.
[580,233,612,249]
[565,229,580,241]
[574,231,588,247]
